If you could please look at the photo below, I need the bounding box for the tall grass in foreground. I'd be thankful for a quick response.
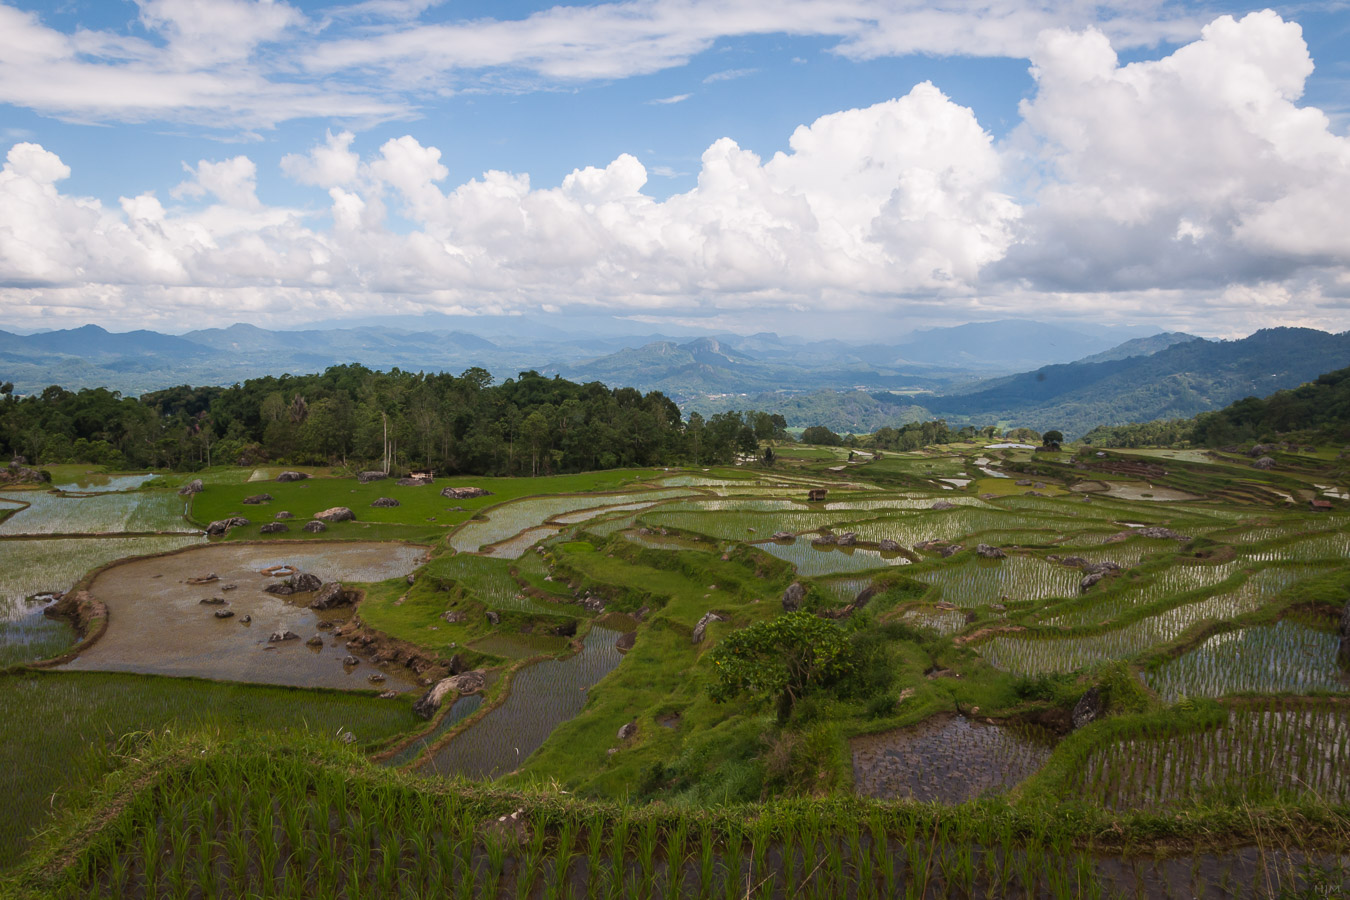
[22,734,1349,900]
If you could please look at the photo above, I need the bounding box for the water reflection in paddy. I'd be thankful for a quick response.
[852,714,1056,802]
[419,626,622,779]
[61,542,426,691]
[50,473,156,493]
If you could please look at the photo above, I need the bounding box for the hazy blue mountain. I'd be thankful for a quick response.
[930,327,1350,436]
[1071,332,1200,365]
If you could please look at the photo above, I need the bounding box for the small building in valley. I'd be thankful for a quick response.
[1310,499,1333,511]
[807,488,829,502]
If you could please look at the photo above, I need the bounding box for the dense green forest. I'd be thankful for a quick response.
[1081,364,1350,447]
[0,367,787,475]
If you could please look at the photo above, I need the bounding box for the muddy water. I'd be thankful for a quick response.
[61,542,426,691]
[852,714,1056,802]
[419,625,623,779]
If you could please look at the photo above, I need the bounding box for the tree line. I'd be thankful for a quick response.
[0,367,788,476]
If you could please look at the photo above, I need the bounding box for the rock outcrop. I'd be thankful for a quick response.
[412,670,487,719]
[782,582,806,611]
[878,539,901,552]
[617,721,638,741]
[268,630,300,643]
[931,500,956,511]
[371,497,400,508]
[1253,457,1276,470]
[309,582,351,611]
[260,522,288,534]
[242,493,272,504]
[975,544,1006,559]
[441,486,493,500]
[213,609,234,619]
[205,517,250,535]
[1072,686,1104,729]
[358,471,388,484]
[836,532,857,546]
[178,479,203,495]
[304,521,327,533]
[314,507,355,523]
[692,611,725,644]
[615,631,636,653]
[264,573,323,595]
[276,471,308,482]
[274,511,293,519]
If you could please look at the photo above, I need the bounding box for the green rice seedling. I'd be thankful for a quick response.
[377,836,402,897]
[1147,619,1349,699]
[634,816,660,896]
[665,817,688,900]
[913,554,1081,607]
[980,567,1333,674]
[697,821,717,899]
[547,815,580,900]
[0,488,190,535]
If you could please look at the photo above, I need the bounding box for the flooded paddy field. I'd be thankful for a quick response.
[60,542,426,690]
[756,536,911,575]
[0,489,190,535]
[852,714,1056,802]
[418,626,622,779]
[1146,619,1350,699]
[1069,701,1350,810]
[0,534,206,667]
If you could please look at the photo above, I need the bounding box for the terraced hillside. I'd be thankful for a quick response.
[2,444,1348,897]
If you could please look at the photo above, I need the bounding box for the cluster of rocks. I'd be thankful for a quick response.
[358,471,388,484]
[975,544,1006,559]
[1253,457,1276,470]
[260,522,288,534]
[264,573,322,595]
[1049,555,1124,593]
[304,521,327,533]
[268,630,299,643]
[440,486,493,500]
[276,471,308,483]
[242,493,272,504]
[577,595,606,613]
[275,511,293,520]
[915,540,962,558]
[371,497,400,508]
[205,517,250,536]
[178,479,203,495]
[309,582,352,611]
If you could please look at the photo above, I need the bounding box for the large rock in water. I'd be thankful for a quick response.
[782,582,806,611]
[277,471,308,482]
[309,582,351,610]
[975,544,1006,559]
[413,670,487,719]
[205,517,250,535]
[1072,686,1104,729]
[265,573,323,595]
[314,506,355,523]
[178,479,203,496]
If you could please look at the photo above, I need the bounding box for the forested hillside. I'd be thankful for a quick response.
[0,367,783,475]
[1082,364,1350,446]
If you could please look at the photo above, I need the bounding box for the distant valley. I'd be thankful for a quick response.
[3,319,1348,437]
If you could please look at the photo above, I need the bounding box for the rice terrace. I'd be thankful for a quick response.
[0,370,1348,899]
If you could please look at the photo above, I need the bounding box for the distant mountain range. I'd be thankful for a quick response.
[0,318,1166,398]
[4,319,1343,439]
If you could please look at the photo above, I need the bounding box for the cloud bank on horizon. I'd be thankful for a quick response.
[1,0,1348,338]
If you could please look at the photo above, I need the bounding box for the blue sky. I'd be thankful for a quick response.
[1,0,1349,339]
